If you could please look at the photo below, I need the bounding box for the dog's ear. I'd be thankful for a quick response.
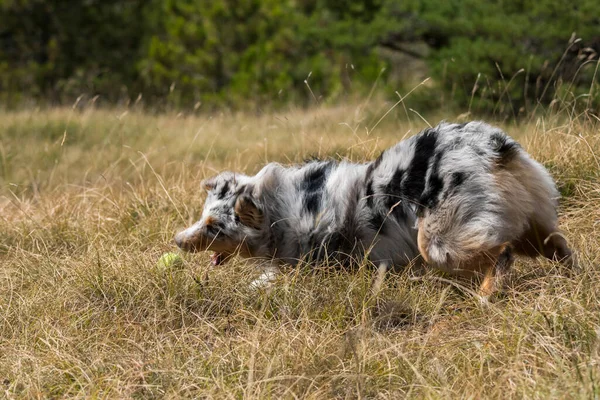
[234,194,263,229]
[201,177,216,192]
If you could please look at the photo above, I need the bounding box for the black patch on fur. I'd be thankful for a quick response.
[368,211,387,234]
[336,181,363,257]
[301,162,332,214]
[213,220,226,230]
[367,151,384,175]
[304,193,320,214]
[490,132,520,166]
[317,231,357,266]
[206,220,225,236]
[365,180,375,208]
[303,164,330,192]
[380,168,407,222]
[419,150,445,210]
[218,182,230,199]
[383,169,405,209]
[321,231,340,251]
[402,128,439,203]
[450,171,466,189]
[364,151,384,209]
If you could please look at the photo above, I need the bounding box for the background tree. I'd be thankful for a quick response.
[0,0,598,115]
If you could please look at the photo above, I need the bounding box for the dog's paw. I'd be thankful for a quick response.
[249,277,273,290]
[477,294,490,307]
[249,269,278,290]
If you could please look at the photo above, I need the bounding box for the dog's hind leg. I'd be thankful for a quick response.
[544,232,577,268]
[513,221,577,268]
[500,154,577,268]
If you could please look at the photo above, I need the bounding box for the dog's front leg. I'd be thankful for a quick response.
[371,261,390,296]
[249,261,280,290]
[479,244,514,300]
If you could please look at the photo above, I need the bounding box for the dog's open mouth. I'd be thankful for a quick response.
[210,252,224,266]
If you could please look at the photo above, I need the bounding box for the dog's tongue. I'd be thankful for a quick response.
[210,252,223,266]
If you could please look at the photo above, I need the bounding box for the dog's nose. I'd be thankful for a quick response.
[174,231,186,249]
[174,225,206,252]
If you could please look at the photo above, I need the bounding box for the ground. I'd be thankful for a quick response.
[0,103,599,398]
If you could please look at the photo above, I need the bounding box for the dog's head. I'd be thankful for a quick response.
[174,171,266,264]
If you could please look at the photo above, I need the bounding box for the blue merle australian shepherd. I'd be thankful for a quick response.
[175,121,576,297]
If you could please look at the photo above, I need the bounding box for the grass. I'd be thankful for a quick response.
[0,102,599,398]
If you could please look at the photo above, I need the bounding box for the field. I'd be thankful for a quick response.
[1,103,599,398]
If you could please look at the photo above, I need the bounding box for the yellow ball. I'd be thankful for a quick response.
[157,252,183,270]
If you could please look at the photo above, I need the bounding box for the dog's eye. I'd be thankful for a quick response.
[206,224,219,235]
[206,220,226,235]
[234,214,240,223]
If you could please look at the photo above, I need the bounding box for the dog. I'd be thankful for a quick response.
[175,121,576,296]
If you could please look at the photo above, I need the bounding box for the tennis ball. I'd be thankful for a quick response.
[157,252,184,271]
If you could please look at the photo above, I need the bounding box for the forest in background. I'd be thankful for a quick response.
[1,0,599,116]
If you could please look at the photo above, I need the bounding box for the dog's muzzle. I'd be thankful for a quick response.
[174,225,207,252]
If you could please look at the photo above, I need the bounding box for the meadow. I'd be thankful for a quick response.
[1,102,599,398]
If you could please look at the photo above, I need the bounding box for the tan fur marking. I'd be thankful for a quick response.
[479,267,496,298]
[417,220,430,263]
[202,179,215,191]
[205,216,216,226]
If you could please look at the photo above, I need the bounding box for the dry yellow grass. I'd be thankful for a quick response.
[1,103,599,398]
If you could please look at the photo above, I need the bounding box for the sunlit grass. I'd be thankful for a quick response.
[0,102,599,398]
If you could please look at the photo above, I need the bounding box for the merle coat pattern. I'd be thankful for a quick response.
[175,121,575,295]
